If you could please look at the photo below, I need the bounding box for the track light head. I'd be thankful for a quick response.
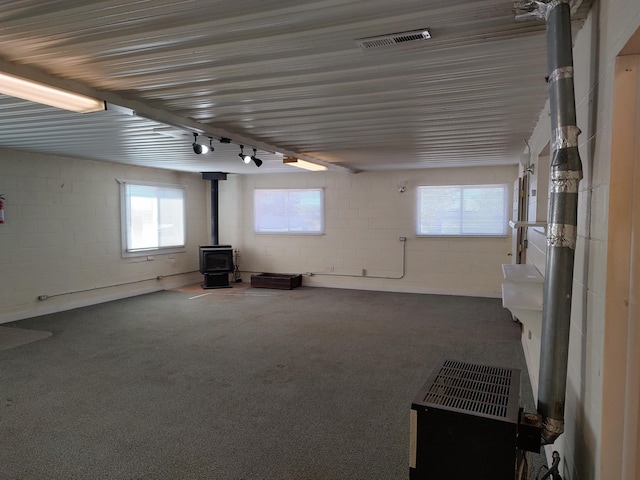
[192,133,212,155]
[251,149,263,167]
[192,133,202,154]
[238,145,251,164]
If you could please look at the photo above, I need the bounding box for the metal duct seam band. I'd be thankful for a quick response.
[546,0,571,20]
[515,1,571,22]
[549,66,574,84]
[550,170,582,193]
[548,0,571,11]
[542,417,565,438]
[547,223,577,249]
[552,125,581,151]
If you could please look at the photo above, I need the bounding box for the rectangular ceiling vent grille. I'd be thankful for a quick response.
[422,359,513,418]
[356,29,431,50]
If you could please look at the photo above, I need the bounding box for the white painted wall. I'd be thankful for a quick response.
[521,0,640,477]
[0,150,516,324]
[219,166,518,298]
[0,148,209,323]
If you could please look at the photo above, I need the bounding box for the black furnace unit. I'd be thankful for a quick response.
[410,359,523,479]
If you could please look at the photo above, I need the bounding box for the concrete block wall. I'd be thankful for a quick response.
[521,0,640,477]
[0,148,209,323]
[219,165,518,298]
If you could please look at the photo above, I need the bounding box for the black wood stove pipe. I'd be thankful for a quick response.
[210,179,219,245]
[202,172,228,245]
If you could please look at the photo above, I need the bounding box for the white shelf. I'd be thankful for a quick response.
[506,306,542,337]
[508,220,547,230]
[501,282,543,336]
[501,282,543,310]
[502,264,544,283]
[501,264,544,336]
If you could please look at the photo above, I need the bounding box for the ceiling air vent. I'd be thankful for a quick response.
[356,28,431,50]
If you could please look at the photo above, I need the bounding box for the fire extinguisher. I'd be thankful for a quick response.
[0,194,5,224]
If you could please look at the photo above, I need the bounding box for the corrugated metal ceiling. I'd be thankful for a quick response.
[0,0,591,174]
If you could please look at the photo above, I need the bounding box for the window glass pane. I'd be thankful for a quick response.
[122,182,185,254]
[417,184,507,236]
[461,186,506,235]
[419,187,461,235]
[158,188,185,247]
[127,185,159,249]
[254,188,324,234]
[254,190,288,232]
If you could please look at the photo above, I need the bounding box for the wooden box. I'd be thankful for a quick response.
[251,273,302,290]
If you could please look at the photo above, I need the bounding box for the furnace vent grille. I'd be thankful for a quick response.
[355,29,431,50]
[422,359,513,418]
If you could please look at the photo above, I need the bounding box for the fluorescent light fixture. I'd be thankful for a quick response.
[283,157,328,171]
[0,71,105,113]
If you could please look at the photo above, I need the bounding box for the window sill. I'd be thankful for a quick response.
[122,247,185,258]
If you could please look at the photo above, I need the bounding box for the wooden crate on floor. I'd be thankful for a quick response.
[251,273,302,290]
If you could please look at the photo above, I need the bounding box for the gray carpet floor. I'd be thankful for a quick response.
[0,285,543,479]
[0,326,52,351]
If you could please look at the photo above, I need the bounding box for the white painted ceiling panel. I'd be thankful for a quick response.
[0,0,592,174]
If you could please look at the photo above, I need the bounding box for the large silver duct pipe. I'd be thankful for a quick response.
[528,0,584,445]
[539,0,584,445]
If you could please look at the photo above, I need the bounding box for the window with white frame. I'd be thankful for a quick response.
[416,184,508,236]
[254,188,324,234]
[119,180,186,256]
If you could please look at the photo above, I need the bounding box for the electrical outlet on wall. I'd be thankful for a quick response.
[329,265,334,272]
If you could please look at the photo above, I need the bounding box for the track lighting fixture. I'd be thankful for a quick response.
[250,149,263,167]
[192,133,213,155]
[238,145,252,164]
